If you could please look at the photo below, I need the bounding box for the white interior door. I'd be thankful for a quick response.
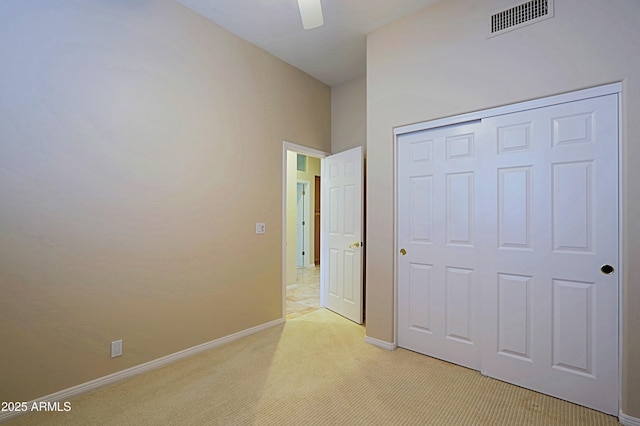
[397,121,484,370]
[322,146,364,324]
[397,93,619,415]
[479,95,619,415]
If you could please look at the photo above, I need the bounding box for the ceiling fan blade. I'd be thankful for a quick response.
[297,0,324,30]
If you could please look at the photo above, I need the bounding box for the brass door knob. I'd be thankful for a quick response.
[400,248,407,256]
[350,242,361,248]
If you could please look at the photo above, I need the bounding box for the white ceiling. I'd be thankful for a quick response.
[175,0,441,87]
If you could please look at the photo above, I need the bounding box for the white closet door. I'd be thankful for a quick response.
[397,121,486,370]
[397,93,619,415]
[480,94,619,415]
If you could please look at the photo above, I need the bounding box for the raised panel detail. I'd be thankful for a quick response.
[343,251,356,303]
[497,274,531,361]
[553,113,593,147]
[344,184,356,236]
[409,263,433,333]
[446,172,474,246]
[552,161,593,253]
[446,133,474,160]
[552,279,594,377]
[498,122,532,153]
[410,140,433,163]
[344,159,355,176]
[329,187,341,235]
[498,167,532,249]
[410,176,433,243]
[446,267,473,344]
[328,248,340,297]
[329,162,340,178]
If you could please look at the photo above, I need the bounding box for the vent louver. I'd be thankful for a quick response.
[489,0,553,37]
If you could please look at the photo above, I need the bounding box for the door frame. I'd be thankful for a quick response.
[282,141,329,319]
[314,175,321,266]
[393,83,623,410]
[296,180,312,268]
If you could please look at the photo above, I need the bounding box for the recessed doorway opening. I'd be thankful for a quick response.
[282,142,327,320]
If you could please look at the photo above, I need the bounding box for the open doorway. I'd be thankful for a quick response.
[282,142,328,320]
[282,142,365,324]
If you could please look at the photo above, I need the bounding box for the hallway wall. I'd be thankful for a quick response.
[0,0,330,402]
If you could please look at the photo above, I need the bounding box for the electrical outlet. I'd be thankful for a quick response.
[256,223,266,234]
[111,340,123,358]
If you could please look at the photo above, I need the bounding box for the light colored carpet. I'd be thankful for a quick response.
[5,309,619,425]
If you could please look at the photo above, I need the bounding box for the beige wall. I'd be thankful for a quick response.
[366,0,640,418]
[0,0,330,402]
[331,76,367,153]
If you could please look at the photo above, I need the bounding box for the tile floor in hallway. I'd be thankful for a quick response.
[286,266,320,319]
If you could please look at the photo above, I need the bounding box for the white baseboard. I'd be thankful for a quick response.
[364,335,396,350]
[0,317,284,423]
[620,410,640,426]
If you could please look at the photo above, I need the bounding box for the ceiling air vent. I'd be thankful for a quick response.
[489,0,554,37]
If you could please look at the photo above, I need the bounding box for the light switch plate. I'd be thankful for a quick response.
[111,340,123,358]
[256,223,266,234]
